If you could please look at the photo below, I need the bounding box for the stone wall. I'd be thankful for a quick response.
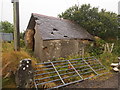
[39,39,87,62]
[34,25,44,61]
[42,40,61,61]
[60,40,79,57]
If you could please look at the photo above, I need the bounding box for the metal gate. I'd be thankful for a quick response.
[34,57,108,89]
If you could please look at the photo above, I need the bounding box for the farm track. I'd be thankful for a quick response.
[63,72,119,89]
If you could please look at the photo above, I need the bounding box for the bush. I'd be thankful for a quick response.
[86,37,118,70]
[99,53,118,69]
[87,37,105,56]
[20,39,25,48]
[112,41,120,56]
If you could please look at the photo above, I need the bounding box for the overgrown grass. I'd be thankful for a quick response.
[2,42,57,88]
[98,53,118,70]
[86,36,118,70]
[2,42,38,88]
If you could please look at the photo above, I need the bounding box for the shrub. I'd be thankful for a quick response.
[99,52,118,69]
[87,37,105,56]
[20,39,25,48]
[112,41,120,56]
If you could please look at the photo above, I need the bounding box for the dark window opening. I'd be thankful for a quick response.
[51,32,54,35]
[64,36,68,37]
[53,28,58,31]
[32,29,35,51]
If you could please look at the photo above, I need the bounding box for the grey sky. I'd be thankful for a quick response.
[0,0,119,32]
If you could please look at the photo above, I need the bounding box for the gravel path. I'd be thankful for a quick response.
[64,72,119,89]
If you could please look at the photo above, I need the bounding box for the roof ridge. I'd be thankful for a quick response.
[32,13,73,23]
[32,13,60,19]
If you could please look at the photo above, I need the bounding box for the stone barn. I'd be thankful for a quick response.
[25,13,94,62]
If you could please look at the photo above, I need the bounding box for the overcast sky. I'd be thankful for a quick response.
[0,0,119,32]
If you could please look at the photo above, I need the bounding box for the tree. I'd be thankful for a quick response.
[20,31,25,40]
[58,4,119,41]
[0,21,14,33]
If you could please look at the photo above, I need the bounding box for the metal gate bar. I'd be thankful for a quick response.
[34,57,108,89]
[35,61,100,73]
[47,69,108,90]
[82,58,98,75]
[34,63,102,80]
[34,65,103,78]
[94,57,107,70]
[35,58,98,69]
[50,61,65,84]
[67,60,84,80]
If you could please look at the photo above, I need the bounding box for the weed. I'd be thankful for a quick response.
[2,42,38,88]
[98,52,118,69]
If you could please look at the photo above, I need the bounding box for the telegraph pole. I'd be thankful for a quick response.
[11,0,20,51]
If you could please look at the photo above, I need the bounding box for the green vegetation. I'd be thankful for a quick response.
[2,42,38,88]
[0,21,25,42]
[0,21,14,33]
[87,38,105,56]
[99,53,118,69]
[58,4,119,41]
[86,37,118,70]
[113,41,120,56]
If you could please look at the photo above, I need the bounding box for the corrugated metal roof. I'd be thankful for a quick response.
[27,13,94,40]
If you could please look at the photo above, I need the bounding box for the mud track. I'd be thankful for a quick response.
[63,73,119,90]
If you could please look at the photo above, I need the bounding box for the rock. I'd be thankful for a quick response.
[15,59,34,88]
[113,67,119,72]
[111,63,119,67]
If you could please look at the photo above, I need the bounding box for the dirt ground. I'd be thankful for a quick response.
[63,72,119,89]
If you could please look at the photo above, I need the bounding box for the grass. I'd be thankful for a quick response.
[2,42,57,88]
[98,52,118,70]
[2,42,39,88]
[2,76,16,88]
[2,42,38,76]
[2,41,116,89]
